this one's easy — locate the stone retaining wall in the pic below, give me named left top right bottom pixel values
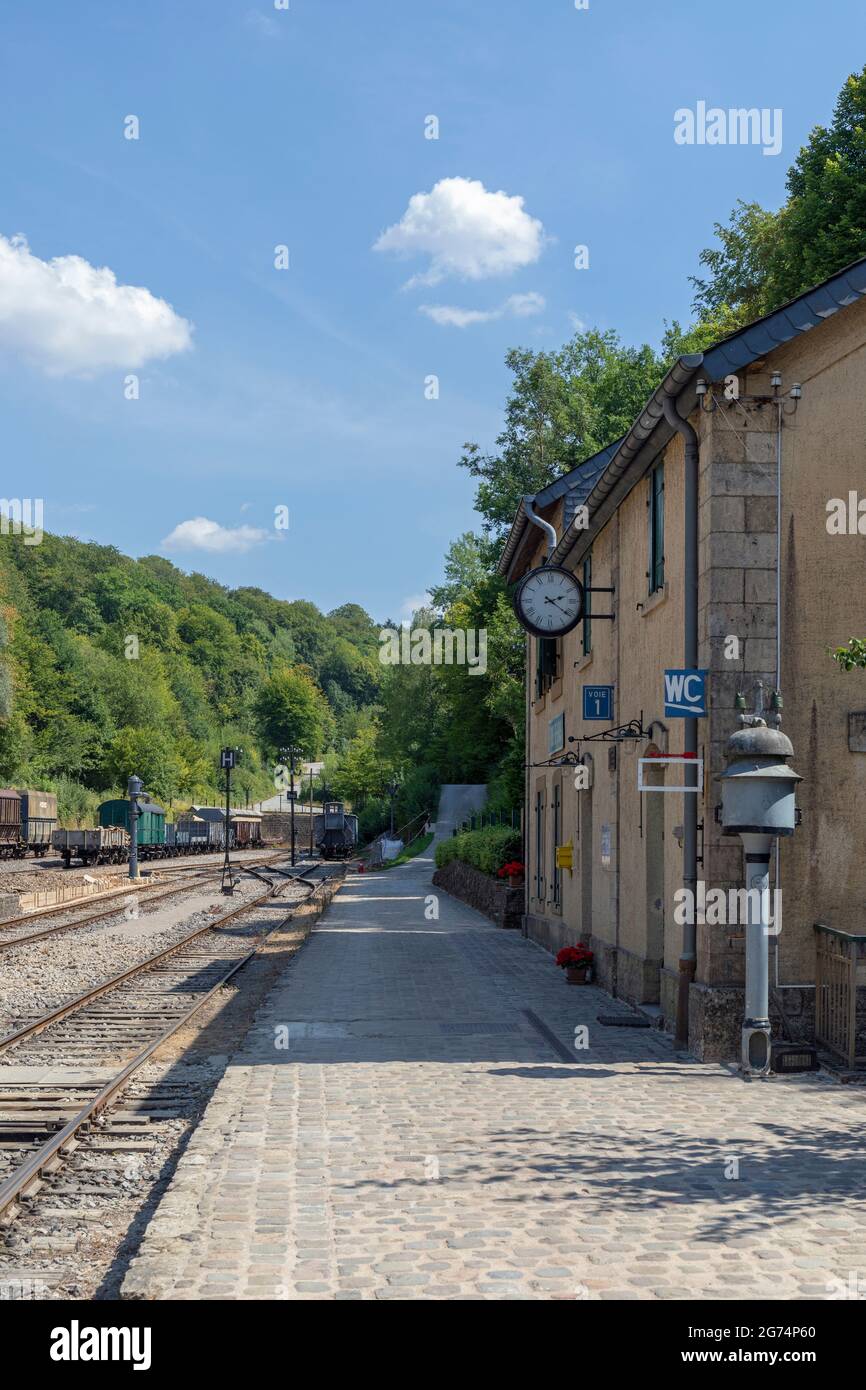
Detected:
left=432, top=858, right=523, bottom=930
left=0, top=873, right=144, bottom=922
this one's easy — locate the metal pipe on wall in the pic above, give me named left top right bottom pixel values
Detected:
left=662, top=395, right=700, bottom=1050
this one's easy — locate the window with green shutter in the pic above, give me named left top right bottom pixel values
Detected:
left=648, top=461, right=665, bottom=594
left=582, top=553, right=592, bottom=655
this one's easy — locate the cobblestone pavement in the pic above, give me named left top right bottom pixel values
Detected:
left=122, top=833, right=866, bottom=1301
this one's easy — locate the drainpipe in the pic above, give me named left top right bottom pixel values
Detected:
left=523, top=495, right=557, bottom=559
left=662, top=396, right=700, bottom=1049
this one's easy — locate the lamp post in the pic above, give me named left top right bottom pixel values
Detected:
left=279, top=745, right=300, bottom=865
left=386, top=780, right=399, bottom=838
left=128, top=774, right=142, bottom=881
left=309, top=764, right=314, bottom=855
left=719, top=684, right=801, bottom=1077
left=220, top=747, right=240, bottom=894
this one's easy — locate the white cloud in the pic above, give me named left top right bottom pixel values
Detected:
left=420, top=291, right=545, bottom=328
left=245, top=9, right=279, bottom=37
left=568, top=311, right=588, bottom=333
left=0, top=233, right=192, bottom=376
left=400, top=593, right=430, bottom=620
left=162, top=517, right=270, bottom=554
left=374, top=177, right=545, bottom=287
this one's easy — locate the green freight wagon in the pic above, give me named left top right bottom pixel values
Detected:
left=98, top=796, right=166, bottom=854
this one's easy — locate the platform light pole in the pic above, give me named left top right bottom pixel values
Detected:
left=279, top=745, right=300, bottom=865
left=128, top=774, right=142, bottom=881
left=220, top=747, right=240, bottom=894
left=386, top=780, right=399, bottom=838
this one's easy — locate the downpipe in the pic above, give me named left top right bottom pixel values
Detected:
left=662, top=395, right=700, bottom=1050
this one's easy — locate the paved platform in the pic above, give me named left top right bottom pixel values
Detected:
left=122, top=832, right=866, bottom=1301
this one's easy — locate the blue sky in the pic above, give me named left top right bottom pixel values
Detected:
left=1, top=0, right=864, bottom=621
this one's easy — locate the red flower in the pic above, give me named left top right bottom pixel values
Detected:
left=498, top=860, right=525, bottom=878
left=555, top=945, right=594, bottom=969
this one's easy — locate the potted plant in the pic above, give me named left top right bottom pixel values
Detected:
left=498, top=860, right=525, bottom=889
left=556, top=944, right=594, bottom=985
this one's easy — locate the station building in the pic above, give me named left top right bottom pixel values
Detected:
left=498, top=257, right=866, bottom=1061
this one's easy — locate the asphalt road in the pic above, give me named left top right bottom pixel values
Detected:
left=434, top=783, right=488, bottom=838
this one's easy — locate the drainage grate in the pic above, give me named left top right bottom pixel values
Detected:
left=439, top=1022, right=520, bottom=1036
left=771, top=1042, right=819, bottom=1073
left=597, top=1014, right=651, bottom=1028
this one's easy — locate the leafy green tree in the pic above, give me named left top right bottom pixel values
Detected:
left=460, top=330, right=664, bottom=539
left=253, top=665, right=331, bottom=758
left=105, top=727, right=180, bottom=803
left=331, top=721, right=394, bottom=809
left=692, top=66, right=866, bottom=323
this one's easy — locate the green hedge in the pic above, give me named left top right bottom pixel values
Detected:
left=435, top=825, right=522, bottom=876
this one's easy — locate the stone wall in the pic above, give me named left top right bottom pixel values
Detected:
left=432, top=859, right=523, bottom=930
left=261, top=811, right=316, bottom=846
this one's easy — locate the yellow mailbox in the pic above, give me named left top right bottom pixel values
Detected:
left=555, top=840, right=574, bottom=873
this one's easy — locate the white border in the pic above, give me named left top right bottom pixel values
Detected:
left=638, top=756, right=704, bottom=794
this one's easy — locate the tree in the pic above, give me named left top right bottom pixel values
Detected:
left=253, top=665, right=330, bottom=758
left=459, top=330, right=664, bottom=540
left=331, top=722, right=394, bottom=809
left=690, top=200, right=779, bottom=324
left=691, top=66, right=866, bottom=324
left=105, top=727, right=180, bottom=803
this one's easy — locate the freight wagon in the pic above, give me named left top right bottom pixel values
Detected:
left=98, top=797, right=167, bottom=856
left=190, top=806, right=262, bottom=850
left=230, top=810, right=262, bottom=847
left=174, top=813, right=223, bottom=854
left=52, top=825, right=129, bottom=868
left=0, top=787, right=58, bottom=858
left=314, top=802, right=358, bottom=859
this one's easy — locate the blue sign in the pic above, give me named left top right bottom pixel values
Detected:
left=583, top=685, right=614, bottom=721
left=664, top=669, right=708, bottom=718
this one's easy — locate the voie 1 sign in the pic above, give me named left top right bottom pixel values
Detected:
left=583, top=685, right=613, bottom=721
left=664, top=669, right=708, bottom=718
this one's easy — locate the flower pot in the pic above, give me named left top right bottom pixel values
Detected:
left=565, top=965, right=589, bottom=985
left=507, top=874, right=524, bottom=890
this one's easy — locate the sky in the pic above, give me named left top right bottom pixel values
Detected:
left=2, top=0, right=865, bottom=622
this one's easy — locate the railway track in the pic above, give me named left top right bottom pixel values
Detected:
left=0, top=851, right=292, bottom=953
left=0, top=860, right=339, bottom=1223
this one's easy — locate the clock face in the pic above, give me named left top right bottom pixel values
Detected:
left=514, top=565, right=585, bottom=637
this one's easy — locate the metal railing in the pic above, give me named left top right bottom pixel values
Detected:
left=359, top=809, right=431, bottom=867
left=458, top=808, right=522, bottom=834
left=814, top=922, right=866, bottom=1069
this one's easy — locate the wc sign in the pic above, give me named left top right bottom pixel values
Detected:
left=664, top=669, right=708, bottom=717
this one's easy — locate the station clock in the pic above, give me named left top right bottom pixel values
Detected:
left=513, top=565, right=585, bottom=638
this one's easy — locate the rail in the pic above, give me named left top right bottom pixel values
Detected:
left=814, top=922, right=866, bottom=1069
left=0, top=861, right=342, bottom=1219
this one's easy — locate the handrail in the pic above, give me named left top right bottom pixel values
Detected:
left=814, top=921, right=866, bottom=944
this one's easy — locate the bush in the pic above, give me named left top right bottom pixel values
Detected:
left=435, top=825, right=522, bottom=876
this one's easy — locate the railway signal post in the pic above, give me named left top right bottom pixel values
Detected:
left=220, top=747, right=240, bottom=894
left=128, top=774, right=142, bottom=881
left=279, top=745, right=301, bottom=865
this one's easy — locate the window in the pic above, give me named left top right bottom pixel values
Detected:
left=552, top=781, right=562, bottom=908
left=534, top=790, right=545, bottom=901
left=582, top=552, right=592, bottom=655
left=535, top=636, right=559, bottom=698
left=548, top=713, right=564, bottom=754
left=648, top=461, right=665, bottom=594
